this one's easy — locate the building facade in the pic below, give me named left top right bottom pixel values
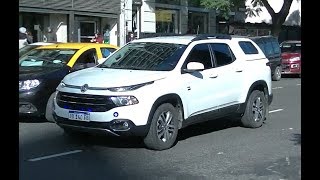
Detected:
left=19, top=0, right=120, bottom=46
left=19, top=0, right=217, bottom=47
left=124, top=0, right=216, bottom=43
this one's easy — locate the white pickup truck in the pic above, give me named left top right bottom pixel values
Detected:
left=52, top=34, right=273, bottom=150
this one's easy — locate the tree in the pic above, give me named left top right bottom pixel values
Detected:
left=196, top=0, right=295, bottom=36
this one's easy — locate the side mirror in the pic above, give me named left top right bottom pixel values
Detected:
left=183, top=62, right=205, bottom=73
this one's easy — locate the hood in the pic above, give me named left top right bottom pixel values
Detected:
left=281, top=52, right=300, bottom=59
left=281, top=52, right=301, bottom=63
left=19, top=66, right=69, bottom=80
left=63, top=68, right=169, bottom=87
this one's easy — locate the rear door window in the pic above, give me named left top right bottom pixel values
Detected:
left=238, top=41, right=259, bottom=54
left=209, top=43, right=234, bottom=67
left=264, top=39, right=275, bottom=57
left=271, top=38, right=281, bottom=55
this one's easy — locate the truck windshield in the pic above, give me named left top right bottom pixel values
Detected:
left=98, top=42, right=187, bottom=71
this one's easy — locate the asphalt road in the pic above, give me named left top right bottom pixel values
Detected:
left=19, top=77, right=301, bottom=180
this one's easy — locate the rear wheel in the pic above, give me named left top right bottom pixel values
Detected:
left=143, top=103, right=179, bottom=150
left=272, top=66, right=281, bottom=81
left=241, top=90, right=267, bottom=128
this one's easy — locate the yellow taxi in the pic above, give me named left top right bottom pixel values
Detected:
left=19, top=43, right=118, bottom=121
left=35, top=43, right=119, bottom=69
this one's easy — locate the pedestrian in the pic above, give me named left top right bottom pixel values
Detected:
left=90, top=32, right=103, bottom=43
left=19, top=27, right=30, bottom=49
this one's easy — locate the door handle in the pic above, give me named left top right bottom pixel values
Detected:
left=235, top=69, right=243, bottom=72
left=209, top=74, right=218, bottom=78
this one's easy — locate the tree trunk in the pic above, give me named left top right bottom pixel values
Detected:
left=271, top=15, right=282, bottom=37
left=271, top=23, right=282, bottom=37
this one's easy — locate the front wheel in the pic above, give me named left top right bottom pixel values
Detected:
left=143, top=103, right=179, bottom=150
left=241, top=90, right=268, bottom=128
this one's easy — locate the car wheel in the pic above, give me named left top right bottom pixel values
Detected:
left=272, top=66, right=281, bottom=81
left=241, top=90, right=267, bottom=128
left=143, top=103, right=179, bottom=150
left=45, top=92, right=55, bottom=122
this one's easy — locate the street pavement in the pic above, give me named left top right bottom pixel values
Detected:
left=19, top=77, right=301, bottom=180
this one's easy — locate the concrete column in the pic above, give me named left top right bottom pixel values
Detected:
left=180, top=0, right=189, bottom=34
left=68, top=11, right=75, bottom=42
left=208, top=10, right=217, bottom=34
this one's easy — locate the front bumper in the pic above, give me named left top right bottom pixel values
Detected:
left=53, top=112, right=149, bottom=137
left=19, top=89, right=51, bottom=117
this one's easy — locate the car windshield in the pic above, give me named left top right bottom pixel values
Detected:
left=98, top=42, right=187, bottom=71
left=19, top=49, right=77, bottom=68
left=280, top=42, right=301, bottom=53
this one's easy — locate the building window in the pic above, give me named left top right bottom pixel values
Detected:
left=188, top=0, right=202, bottom=7
left=156, top=0, right=180, bottom=5
left=187, top=12, right=208, bottom=34
left=156, top=9, right=179, bottom=34
left=80, top=21, right=96, bottom=42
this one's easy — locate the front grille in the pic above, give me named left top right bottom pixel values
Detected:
left=282, top=63, right=290, bottom=71
left=56, top=92, right=116, bottom=112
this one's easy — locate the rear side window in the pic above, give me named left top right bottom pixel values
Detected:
left=239, top=41, right=258, bottom=54
left=210, top=43, right=234, bottom=67
left=271, top=39, right=281, bottom=54
left=264, top=39, right=275, bottom=57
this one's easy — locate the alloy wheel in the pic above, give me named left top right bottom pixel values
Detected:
left=156, top=111, right=176, bottom=142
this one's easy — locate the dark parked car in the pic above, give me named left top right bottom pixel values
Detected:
left=19, top=43, right=118, bottom=121
left=280, top=40, right=301, bottom=77
left=250, top=36, right=282, bottom=81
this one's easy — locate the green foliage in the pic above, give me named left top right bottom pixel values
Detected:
left=198, top=0, right=234, bottom=19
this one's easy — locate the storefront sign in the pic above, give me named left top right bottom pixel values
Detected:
left=156, top=10, right=172, bottom=22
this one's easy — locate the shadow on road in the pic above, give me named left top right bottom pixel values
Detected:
left=66, top=117, right=242, bottom=149
left=177, top=117, right=241, bottom=141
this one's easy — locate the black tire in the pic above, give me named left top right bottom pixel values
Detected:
left=241, top=90, right=267, bottom=128
left=45, top=92, right=55, bottom=122
left=143, top=103, right=179, bottom=150
left=272, top=66, right=281, bottom=81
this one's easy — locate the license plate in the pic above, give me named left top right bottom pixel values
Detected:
left=68, top=111, right=90, bottom=121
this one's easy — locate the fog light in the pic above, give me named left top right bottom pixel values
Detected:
left=110, top=120, right=131, bottom=131
left=19, top=103, right=37, bottom=113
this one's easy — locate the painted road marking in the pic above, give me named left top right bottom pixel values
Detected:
left=269, top=109, right=283, bottom=113
left=272, top=87, right=283, bottom=90
left=297, top=84, right=301, bottom=86
left=28, top=150, right=83, bottom=162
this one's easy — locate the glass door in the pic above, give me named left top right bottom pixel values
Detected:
left=79, top=21, right=96, bottom=42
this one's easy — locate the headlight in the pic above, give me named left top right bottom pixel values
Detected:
left=19, top=79, right=40, bottom=91
left=110, top=96, right=139, bottom=107
left=107, top=81, right=154, bottom=92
